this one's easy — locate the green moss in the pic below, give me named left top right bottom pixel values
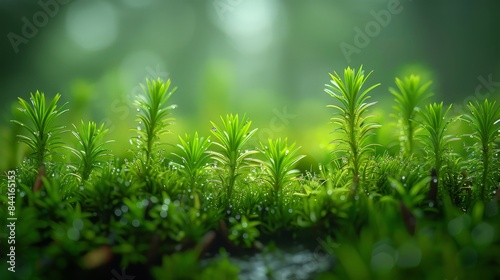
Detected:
left=1, top=67, right=499, bottom=279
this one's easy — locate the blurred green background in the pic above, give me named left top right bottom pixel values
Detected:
left=1, top=0, right=500, bottom=171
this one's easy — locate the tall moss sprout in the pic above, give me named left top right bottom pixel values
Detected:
left=464, top=99, right=500, bottom=200
left=210, top=114, right=257, bottom=208
left=419, top=102, right=458, bottom=179
left=390, top=75, right=432, bottom=157
left=172, top=132, right=212, bottom=189
left=68, top=121, right=112, bottom=182
left=133, top=78, right=176, bottom=190
left=11, top=91, right=68, bottom=168
left=325, top=66, right=380, bottom=184
left=258, top=137, right=305, bottom=201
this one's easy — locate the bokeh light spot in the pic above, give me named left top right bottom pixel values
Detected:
left=66, top=1, right=119, bottom=51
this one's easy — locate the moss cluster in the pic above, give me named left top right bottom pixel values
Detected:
left=1, top=68, right=499, bottom=279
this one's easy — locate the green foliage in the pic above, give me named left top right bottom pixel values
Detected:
left=249, top=139, right=305, bottom=233
left=68, top=121, right=112, bottom=182
left=199, top=254, right=240, bottom=280
left=318, top=161, right=350, bottom=190
left=113, top=195, right=159, bottom=266
left=418, top=102, right=458, bottom=178
left=390, top=75, right=432, bottom=156
left=296, top=186, right=352, bottom=230
left=463, top=99, right=500, bottom=200
left=258, top=137, right=305, bottom=200
left=228, top=215, right=260, bottom=247
left=322, top=192, right=500, bottom=280
left=134, top=78, right=176, bottom=165
left=131, top=78, right=176, bottom=193
left=11, top=91, right=68, bottom=168
left=210, top=114, right=258, bottom=208
left=441, top=156, right=469, bottom=206
left=5, top=68, right=500, bottom=279
left=172, top=132, right=212, bottom=189
left=151, top=249, right=239, bottom=280
left=325, top=66, right=380, bottom=182
left=161, top=193, right=219, bottom=243
left=388, top=175, right=430, bottom=210
left=79, top=162, right=141, bottom=229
